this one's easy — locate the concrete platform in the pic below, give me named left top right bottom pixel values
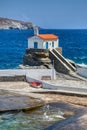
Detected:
left=0, top=69, right=55, bottom=81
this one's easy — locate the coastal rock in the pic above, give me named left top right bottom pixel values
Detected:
left=23, top=49, right=52, bottom=68
left=0, top=17, right=34, bottom=30
left=0, top=90, right=44, bottom=112
left=23, top=48, right=77, bottom=74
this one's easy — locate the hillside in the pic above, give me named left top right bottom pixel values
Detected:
left=0, top=17, right=34, bottom=30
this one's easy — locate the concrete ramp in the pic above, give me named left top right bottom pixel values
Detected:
left=49, top=49, right=76, bottom=74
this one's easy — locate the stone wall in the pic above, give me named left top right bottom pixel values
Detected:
left=26, top=48, right=49, bottom=54
left=49, top=51, right=70, bottom=74
left=0, top=75, right=26, bottom=82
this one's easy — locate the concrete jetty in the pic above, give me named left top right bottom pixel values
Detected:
left=0, top=69, right=87, bottom=96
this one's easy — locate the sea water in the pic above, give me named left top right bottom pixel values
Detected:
left=0, top=105, right=65, bottom=130
left=0, top=29, right=87, bottom=69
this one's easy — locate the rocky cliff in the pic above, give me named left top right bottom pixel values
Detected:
left=0, top=17, right=34, bottom=30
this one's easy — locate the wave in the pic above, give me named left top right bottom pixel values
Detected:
left=77, top=63, right=87, bottom=68
left=74, top=56, right=87, bottom=60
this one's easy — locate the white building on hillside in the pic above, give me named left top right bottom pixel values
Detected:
left=28, top=27, right=59, bottom=50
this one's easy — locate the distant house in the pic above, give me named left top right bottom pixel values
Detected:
left=28, top=27, right=59, bottom=50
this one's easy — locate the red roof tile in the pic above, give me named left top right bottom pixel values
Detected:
left=38, top=34, right=58, bottom=40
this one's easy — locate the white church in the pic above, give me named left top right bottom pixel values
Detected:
left=24, top=27, right=76, bottom=75
left=28, top=27, right=59, bottom=50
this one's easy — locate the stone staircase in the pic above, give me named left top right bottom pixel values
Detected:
left=49, top=48, right=76, bottom=74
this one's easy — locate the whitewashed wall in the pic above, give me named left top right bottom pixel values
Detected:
left=43, top=39, right=59, bottom=50
left=26, top=69, right=56, bottom=82
left=28, top=36, right=59, bottom=49
left=28, top=36, right=44, bottom=49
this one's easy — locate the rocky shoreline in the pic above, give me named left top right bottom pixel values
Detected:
left=0, top=80, right=87, bottom=129
left=0, top=68, right=87, bottom=130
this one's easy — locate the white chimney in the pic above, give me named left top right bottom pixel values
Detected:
left=33, top=26, right=39, bottom=35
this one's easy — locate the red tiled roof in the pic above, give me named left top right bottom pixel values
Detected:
left=38, top=34, right=58, bottom=40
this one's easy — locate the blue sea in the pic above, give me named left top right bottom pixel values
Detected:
left=0, top=29, right=87, bottom=69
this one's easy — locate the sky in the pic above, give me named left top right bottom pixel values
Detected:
left=0, top=0, right=87, bottom=29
